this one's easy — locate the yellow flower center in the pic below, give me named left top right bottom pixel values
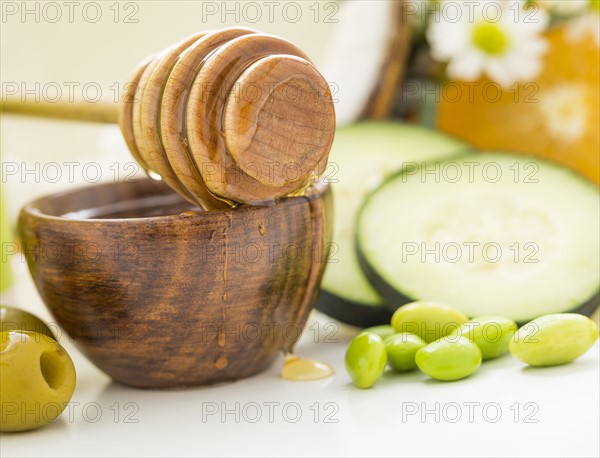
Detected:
left=472, top=22, right=509, bottom=55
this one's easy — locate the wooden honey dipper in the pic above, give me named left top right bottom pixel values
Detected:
left=2, top=27, right=336, bottom=210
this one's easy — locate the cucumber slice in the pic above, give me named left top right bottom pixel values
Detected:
left=357, top=153, right=600, bottom=323
left=315, top=122, right=470, bottom=327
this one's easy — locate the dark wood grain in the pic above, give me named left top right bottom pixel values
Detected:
left=18, top=178, right=332, bottom=389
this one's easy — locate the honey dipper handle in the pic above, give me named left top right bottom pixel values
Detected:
left=1, top=98, right=119, bottom=124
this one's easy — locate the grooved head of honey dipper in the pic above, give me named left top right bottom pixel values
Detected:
left=223, top=55, right=335, bottom=189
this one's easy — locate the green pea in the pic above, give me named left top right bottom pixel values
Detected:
left=416, top=336, right=482, bottom=381
left=510, top=313, right=599, bottom=367
left=363, top=325, right=396, bottom=341
left=452, top=316, right=517, bottom=360
left=384, top=332, right=426, bottom=372
left=391, top=301, right=468, bottom=343
left=345, top=332, right=387, bottom=389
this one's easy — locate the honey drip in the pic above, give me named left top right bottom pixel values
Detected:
left=280, top=353, right=334, bottom=381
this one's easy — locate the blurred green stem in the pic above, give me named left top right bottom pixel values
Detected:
left=0, top=185, right=13, bottom=292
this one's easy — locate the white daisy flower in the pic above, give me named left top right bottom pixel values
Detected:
left=539, top=84, right=588, bottom=143
left=566, top=11, right=600, bottom=46
left=427, top=0, right=550, bottom=87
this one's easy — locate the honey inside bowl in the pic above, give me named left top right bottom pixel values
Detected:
left=18, top=178, right=331, bottom=389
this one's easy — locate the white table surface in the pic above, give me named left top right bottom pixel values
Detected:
left=1, top=266, right=599, bottom=458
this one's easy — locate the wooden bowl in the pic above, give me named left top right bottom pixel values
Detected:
left=18, top=178, right=332, bottom=388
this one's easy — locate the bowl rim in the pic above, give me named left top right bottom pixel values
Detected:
left=20, top=178, right=330, bottom=225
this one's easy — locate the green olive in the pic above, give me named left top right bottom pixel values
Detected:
left=345, top=332, right=387, bottom=389
left=416, top=336, right=482, bottom=381
left=391, top=301, right=468, bottom=343
left=510, top=313, right=599, bottom=367
left=452, top=316, right=517, bottom=360
left=384, top=332, right=426, bottom=372
left=1, top=305, right=56, bottom=339
left=362, top=325, right=396, bottom=341
left=0, top=331, right=76, bottom=432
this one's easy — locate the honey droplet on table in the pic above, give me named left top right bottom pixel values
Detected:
left=281, top=354, right=334, bottom=381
